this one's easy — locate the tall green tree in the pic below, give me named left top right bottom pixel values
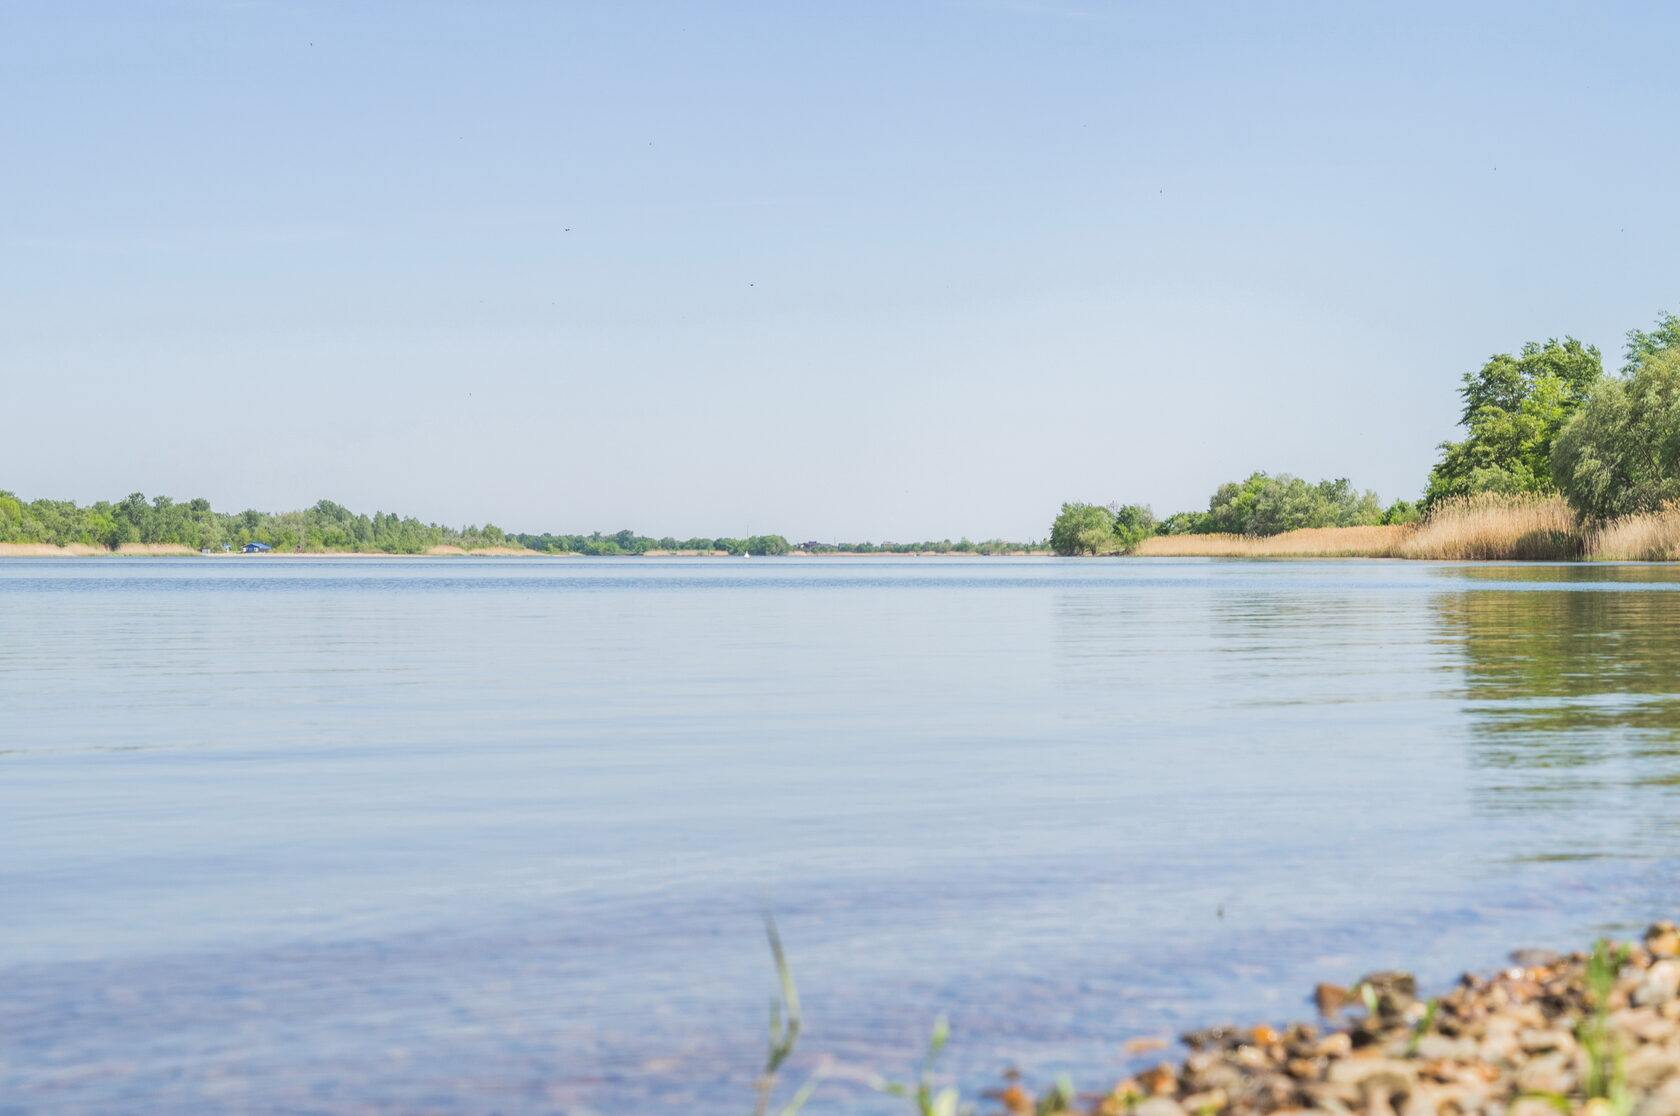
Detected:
left=1424, top=337, right=1602, bottom=507
left=1623, top=310, right=1680, bottom=373
left=1553, top=346, right=1680, bottom=520
left=1109, top=504, right=1158, bottom=551
left=1049, top=503, right=1116, bottom=555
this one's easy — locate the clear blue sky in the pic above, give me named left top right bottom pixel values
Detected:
left=5, top=1, right=1677, bottom=541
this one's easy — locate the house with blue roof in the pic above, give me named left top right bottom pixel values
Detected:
left=241, top=541, right=272, bottom=553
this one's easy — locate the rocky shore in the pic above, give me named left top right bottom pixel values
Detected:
left=998, top=923, right=1680, bottom=1116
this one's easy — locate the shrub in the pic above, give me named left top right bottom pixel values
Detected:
left=1048, top=503, right=1115, bottom=555
left=1423, top=337, right=1602, bottom=508
left=1553, top=348, right=1680, bottom=521
left=1203, top=472, right=1383, bottom=536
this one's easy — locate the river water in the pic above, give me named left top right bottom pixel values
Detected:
left=4, top=557, right=1680, bottom=1114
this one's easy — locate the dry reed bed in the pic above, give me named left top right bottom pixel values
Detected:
left=0, top=542, right=111, bottom=556
left=0, top=542, right=199, bottom=556
left=1586, top=505, right=1680, bottom=561
left=422, top=545, right=541, bottom=556
left=1134, top=496, right=1647, bottom=562
left=1397, top=495, right=1580, bottom=561
left=1135, top=525, right=1410, bottom=558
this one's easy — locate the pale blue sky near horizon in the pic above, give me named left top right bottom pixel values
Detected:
left=4, top=1, right=1678, bottom=541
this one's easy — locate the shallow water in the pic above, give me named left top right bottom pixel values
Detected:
left=4, top=557, right=1680, bottom=1114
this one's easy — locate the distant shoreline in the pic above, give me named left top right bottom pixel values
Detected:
left=0, top=543, right=1046, bottom=559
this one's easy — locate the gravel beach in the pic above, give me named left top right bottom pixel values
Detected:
left=997, top=924, right=1680, bottom=1116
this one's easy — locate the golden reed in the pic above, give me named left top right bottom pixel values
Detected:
left=1396, top=494, right=1580, bottom=560
left=1135, top=494, right=1597, bottom=560
left=1134, top=525, right=1410, bottom=558
left=1585, top=503, right=1680, bottom=561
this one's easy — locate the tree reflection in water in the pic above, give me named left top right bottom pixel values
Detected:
left=1435, top=564, right=1680, bottom=861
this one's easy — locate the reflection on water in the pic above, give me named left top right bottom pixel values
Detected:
left=1432, top=565, right=1680, bottom=862
left=6, top=559, right=1680, bottom=1114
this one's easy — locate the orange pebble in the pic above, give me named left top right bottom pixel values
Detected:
left=1142, top=1064, right=1178, bottom=1095
left=999, top=1084, right=1032, bottom=1114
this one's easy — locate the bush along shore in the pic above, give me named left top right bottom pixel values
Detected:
left=1113, top=494, right=1680, bottom=562
left=1128, top=494, right=1584, bottom=561
left=975, top=923, right=1680, bottom=1116
left=1053, top=309, right=1680, bottom=560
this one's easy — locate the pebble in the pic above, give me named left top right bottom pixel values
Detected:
left=1639, top=962, right=1680, bottom=1007
left=1316, top=984, right=1350, bottom=1015
left=1001, top=923, right=1680, bottom=1116
left=1635, top=1076, right=1680, bottom=1116
left=1649, top=922, right=1680, bottom=959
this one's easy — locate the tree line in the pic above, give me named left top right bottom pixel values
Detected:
left=510, top=532, right=1042, bottom=555
left=0, top=494, right=512, bottom=553
left=513, top=531, right=794, bottom=556
left=0, top=493, right=1047, bottom=556
left=1050, top=309, right=1680, bottom=555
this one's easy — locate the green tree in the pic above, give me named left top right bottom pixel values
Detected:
left=1158, top=510, right=1209, bottom=535
left=0, top=491, right=23, bottom=542
left=1381, top=500, right=1422, bottom=525
left=1203, top=472, right=1382, bottom=535
left=1049, top=503, right=1116, bottom=555
left=1424, top=337, right=1602, bottom=507
left=1109, top=503, right=1158, bottom=551
left=1624, top=310, right=1680, bottom=372
left=1552, top=347, right=1680, bottom=520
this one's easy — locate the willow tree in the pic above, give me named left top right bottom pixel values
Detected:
left=1424, top=337, right=1602, bottom=508
left=1553, top=347, right=1680, bottom=521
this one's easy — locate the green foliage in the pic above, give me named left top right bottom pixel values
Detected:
left=873, top=1016, right=969, bottom=1116
left=0, top=491, right=508, bottom=553
left=1623, top=310, right=1680, bottom=373
left=1381, top=500, right=1422, bottom=526
left=1406, top=998, right=1440, bottom=1056
left=797, top=538, right=1039, bottom=555
left=0, top=490, right=1045, bottom=557
left=1202, top=472, right=1382, bottom=536
left=1049, top=503, right=1117, bottom=555
left=1110, top=504, right=1158, bottom=551
left=1578, top=939, right=1633, bottom=1116
left=1158, top=511, right=1209, bottom=535
left=1553, top=347, right=1680, bottom=520
left=752, top=914, right=818, bottom=1116
left=1045, top=502, right=1155, bottom=556
left=515, top=532, right=1037, bottom=556
left=1034, top=1076, right=1076, bottom=1115
left=1424, top=338, right=1603, bottom=508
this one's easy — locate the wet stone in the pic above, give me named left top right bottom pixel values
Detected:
left=1011, top=923, right=1680, bottom=1116
left=1134, top=1098, right=1189, bottom=1116
left=1625, top=1046, right=1680, bottom=1091
left=1648, top=922, right=1680, bottom=960
left=1637, top=961, right=1680, bottom=1008
left=1510, top=949, right=1565, bottom=968
left=1315, top=985, right=1350, bottom=1016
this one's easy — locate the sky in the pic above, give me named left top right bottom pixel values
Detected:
left=5, top=1, right=1679, bottom=542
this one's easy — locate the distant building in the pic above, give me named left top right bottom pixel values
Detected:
left=242, top=542, right=272, bottom=553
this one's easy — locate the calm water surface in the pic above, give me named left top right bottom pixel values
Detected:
left=5, top=557, right=1680, bottom=1114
